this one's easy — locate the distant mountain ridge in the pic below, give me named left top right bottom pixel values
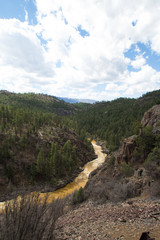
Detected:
left=57, top=97, right=96, bottom=104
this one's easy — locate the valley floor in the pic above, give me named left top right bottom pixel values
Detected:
left=54, top=198, right=160, bottom=240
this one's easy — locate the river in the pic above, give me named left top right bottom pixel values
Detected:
left=0, top=141, right=106, bottom=207
left=46, top=140, right=106, bottom=202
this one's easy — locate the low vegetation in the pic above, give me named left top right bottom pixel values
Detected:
left=0, top=192, right=64, bottom=240
left=72, top=187, right=85, bottom=204
left=144, top=147, right=160, bottom=179
left=120, top=161, right=134, bottom=177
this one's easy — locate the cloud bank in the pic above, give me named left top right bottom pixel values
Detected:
left=0, top=0, right=160, bottom=100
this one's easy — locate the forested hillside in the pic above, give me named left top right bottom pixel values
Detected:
left=0, top=89, right=160, bottom=239
left=0, top=91, right=94, bottom=198
left=72, top=90, right=160, bottom=150
left=0, top=90, right=76, bottom=116
left=0, top=89, right=160, bottom=198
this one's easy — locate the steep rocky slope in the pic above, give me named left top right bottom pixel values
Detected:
left=53, top=105, right=160, bottom=240
left=141, top=104, right=160, bottom=134
left=55, top=199, right=160, bottom=240
left=84, top=105, right=160, bottom=202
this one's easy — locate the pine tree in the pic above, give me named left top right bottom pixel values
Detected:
left=63, top=140, right=71, bottom=154
left=36, top=148, right=44, bottom=174
left=54, top=145, right=60, bottom=178
left=30, top=163, right=36, bottom=180
left=45, top=158, right=52, bottom=181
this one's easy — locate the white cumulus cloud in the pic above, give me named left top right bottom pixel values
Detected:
left=0, top=0, right=160, bottom=100
left=131, top=55, right=146, bottom=69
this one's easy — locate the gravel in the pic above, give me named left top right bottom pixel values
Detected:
left=54, top=198, right=160, bottom=240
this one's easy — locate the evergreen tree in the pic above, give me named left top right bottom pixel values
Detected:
left=63, top=140, right=72, bottom=154
left=135, top=127, right=155, bottom=160
left=54, top=145, right=60, bottom=178
left=6, top=164, right=14, bottom=181
left=30, top=163, right=36, bottom=180
left=36, top=148, right=44, bottom=174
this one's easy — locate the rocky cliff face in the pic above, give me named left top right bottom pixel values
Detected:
left=115, top=104, right=160, bottom=166
left=114, top=135, right=137, bottom=166
left=141, top=104, right=160, bottom=134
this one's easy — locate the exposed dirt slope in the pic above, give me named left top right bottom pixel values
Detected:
left=55, top=198, right=160, bottom=240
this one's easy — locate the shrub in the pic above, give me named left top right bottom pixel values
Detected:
left=144, top=147, right=160, bottom=179
left=135, top=126, right=155, bottom=160
left=120, top=161, right=134, bottom=177
left=6, top=164, right=14, bottom=181
left=85, top=177, right=138, bottom=203
left=145, top=147, right=160, bottom=165
left=107, top=156, right=115, bottom=169
left=72, top=187, right=85, bottom=204
left=0, top=192, right=64, bottom=240
left=109, top=181, right=139, bottom=201
left=149, top=181, right=160, bottom=197
left=76, top=187, right=85, bottom=203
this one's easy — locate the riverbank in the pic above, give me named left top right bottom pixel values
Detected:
left=54, top=197, right=160, bottom=240
left=0, top=141, right=105, bottom=206
left=0, top=166, right=85, bottom=202
left=35, top=141, right=106, bottom=201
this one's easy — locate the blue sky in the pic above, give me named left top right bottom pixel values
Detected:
left=0, top=0, right=37, bottom=24
left=125, top=42, right=160, bottom=72
left=0, top=0, right=160, bottom=100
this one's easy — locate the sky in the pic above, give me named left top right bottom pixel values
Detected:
left=0, top=0, right=160, bottom=101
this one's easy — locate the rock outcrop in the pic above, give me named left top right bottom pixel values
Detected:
left=115, top=135, right=137, bottom=166
left=85, top=105, right=160, bottom=203
left=141, top=104, right=160, bottom=134
left=115, top=104, right=160, bottom=167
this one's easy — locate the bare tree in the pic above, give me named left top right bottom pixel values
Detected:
left=0, top=192, right=64, bottom=240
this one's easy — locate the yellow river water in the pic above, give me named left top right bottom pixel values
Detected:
left=0, top=141, right=106, bottom=207
left=46, top=140, right=106, bottom=202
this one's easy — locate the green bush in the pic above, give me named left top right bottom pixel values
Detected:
left=120, top=161, right=134, bottom=177
left=146, top=147, right=160, bottom=164
left=6, top=164, right=14, bottom=181
left=107, top=156, right=115, bottom=169
left=144, top=147, right=160, bottom=179
left=77, top=187, right=85, bottom=203
left=72, top=187, right=85, bottom=204
left=135, top=126, right=155, bottom=160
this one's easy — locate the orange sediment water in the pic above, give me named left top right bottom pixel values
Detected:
left=0, top=141, right=106, bottom=207
left=44, top=141, right=106, bottom=202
